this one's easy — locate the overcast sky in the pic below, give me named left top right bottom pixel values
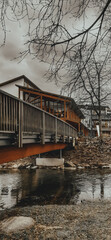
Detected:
left=0, top=2, right=100, bottom=95
left=0, top=17, right=61, bottom=94
left=1, top=1, right=111, bottom=128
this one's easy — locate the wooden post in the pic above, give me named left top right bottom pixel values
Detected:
left=64, top=101, right=66, bottom=120
left=78, top=122, right=80, bottom=132
left=60, top=149, right=62, bottom=158
left=44, top=99, right=46, bottom=111
left=18, top=101, right=23, bottom=148
left=42, top=112, right=45, bottom=144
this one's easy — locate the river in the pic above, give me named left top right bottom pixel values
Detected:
left=0, top=168, right=111, bottom=210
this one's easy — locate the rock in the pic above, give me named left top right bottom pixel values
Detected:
left=64, top=167, right=76, bottom=170
left=77, top=165, right=85, bottom=169
left=64, top=161, right=76, bottom=168
left=101, top=165, right=109, bottom=169
left=26, top=165, right=31, bottom=169
left=30, top=166, right=37, bottom=169
left=1, top=216, right=35, bottom=233
left=11, top=164, right=19, bottom=169
left=108, top=164, right=111, bottom=168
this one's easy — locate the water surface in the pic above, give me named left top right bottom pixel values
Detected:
left=0, top=168, right=111, bottom=210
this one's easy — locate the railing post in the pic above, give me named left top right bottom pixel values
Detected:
left=18, top=101, right=23, bottom=148
left=0, top=93, right=2, bottom=130
left=42, top=112, right=45, bottom=144
left=68, top=126, right=70, bottom=143
left=55, top=118, right=57, bottom=143
left=63, top=123, right=65, bottom=143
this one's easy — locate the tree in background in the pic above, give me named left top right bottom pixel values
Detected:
left=62, top=51, right=111, bottom=137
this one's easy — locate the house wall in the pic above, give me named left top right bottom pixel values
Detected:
left=67, top=107, right=81, bottom=123
left=0, top=78, right=24, bottom=98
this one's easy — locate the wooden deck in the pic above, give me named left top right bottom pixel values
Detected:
left=0, top=90, right=77, bottom=162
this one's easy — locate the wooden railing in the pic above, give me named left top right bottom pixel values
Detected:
left=0, top=90, right=77, bottom=147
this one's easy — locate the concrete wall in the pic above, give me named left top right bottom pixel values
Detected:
left=36, top=158, right=64, bottom=167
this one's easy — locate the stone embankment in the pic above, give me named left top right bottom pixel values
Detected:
left=63, top=137, right=111, bottom=170
left=0, top=156, right=36, bottom=170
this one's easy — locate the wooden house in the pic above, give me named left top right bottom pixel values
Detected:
left=17, top=84, right=86, bottom=134
left=0, top=75, right=40, bottom=98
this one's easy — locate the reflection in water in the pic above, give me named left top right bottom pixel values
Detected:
left=0, top=171, right=22, bottom=209
left=0, top=169, right=111, bottom=209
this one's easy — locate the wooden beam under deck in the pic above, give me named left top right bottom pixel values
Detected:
left=0, top=143, right=67, bottom=164
left=19, top=87, right=70, bottom=103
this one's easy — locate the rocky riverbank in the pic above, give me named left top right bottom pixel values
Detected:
left=63, top=137, right=111, bottom=169
left=0, top=200, right=111, bottom=239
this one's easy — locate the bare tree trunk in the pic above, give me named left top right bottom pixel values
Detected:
left=98, top=71, right=102, bottom=140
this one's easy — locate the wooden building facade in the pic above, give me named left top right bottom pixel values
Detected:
left=17, top=85, right=86, bottom=134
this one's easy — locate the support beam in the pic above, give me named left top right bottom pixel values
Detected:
left=0, top=143, right=67, bottom=164
left=60, top=149, right=62, bottom=158
left=78, top=122, right=80, bottom=132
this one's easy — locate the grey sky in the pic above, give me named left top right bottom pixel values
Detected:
left=0, top=1, right=106, bottom=96
left=0, top=18, right=60, bottom=93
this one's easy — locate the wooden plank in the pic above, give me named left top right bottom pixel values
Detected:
left=19, top=88, right=70, bottom=103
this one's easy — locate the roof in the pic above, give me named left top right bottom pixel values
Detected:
left=78, top=104, right=109, bottom=110
left=0, top=75, right=41, bottom=90
left=17, top=84, right=84, bottom=119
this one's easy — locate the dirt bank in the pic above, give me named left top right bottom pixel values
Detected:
left=0, top=201, right=111, bottom=239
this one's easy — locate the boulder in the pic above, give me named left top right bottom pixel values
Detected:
left=1, top=216, right=35, bottom=233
